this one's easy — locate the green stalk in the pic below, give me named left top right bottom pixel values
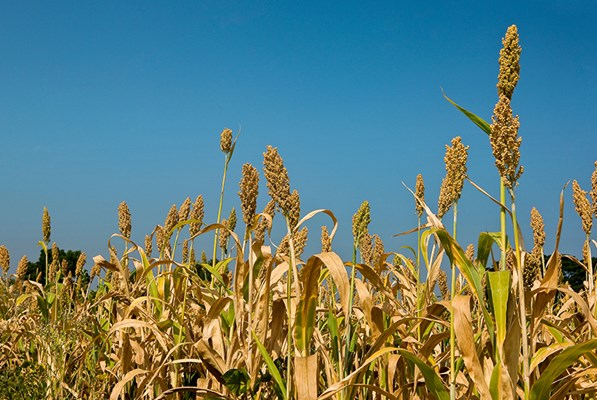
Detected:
left=212, top=154, right=231, bottom=270
left=500, top=179, right=507, bottom=271
left=344, top=244, right=358, bottom=378
left=284, top=217, right=298, bottom=400
left=449, top=201, right=458, bottom=400
left=511, top=199, right=530, bottom=398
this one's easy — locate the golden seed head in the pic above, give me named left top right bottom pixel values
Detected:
left=490, top=95, right=523, bottom=189
left=0, top=245, right=9, bottom=275
left=352, top=200, right=371, bottom=244
left=164, top=204, right=178, bottom=237
left=321, top=226, right=332, bottom=252
left=583, top=239, right=590, bottom=267
left=255, top=200, right=275, bottom=243
left=228, top=207, right=237, bottom=233
left=51, top=243, right=60, bottom=265
left=415, top=173, right=425, bottom=218
left=530, top=207, right=546, bottom=250
left=144, top=234, right=153, bottom=258
left=294, top=227, right=309, bottom=258
left=189, top=195, right=205, bottom=237
left=372, top=235, right=384, bottom=267
left=263, top=146, right=291, bottom=213
left=572, top=180, right=593, bottom=235
left=155, top=225, right=166, bottom=254
left=117, top=201, right=131, bottom=239
left=523, top=252, right=540, bottom=290
left=61, top=259, right=69, bottom=276
left=438, top=269, right=449, bottom=300
left=239, top=163, right=260, bottom=228
left=497, top=25, right=521, bottom=100
left=360, top=232, right=373, bottom=265
left=75, top=252, right=86, bottom=277
left=277, top=234, right=290, bottom=256
left=219, top=218, right=230, bottom=254
left=591, top=161, right=597, bottom=218
left=287, top=190, right=301, bottom=229
left=201, top=250, right=207, bottom=264
left=220, top=128, right=233, bottom=153
left=189, top=247, right=196, bottom=266
left=178, top=197, right=192, bottom=223
left=42, top=207, right=51, bottom=243
left=182, top=239, right=189, bottom=264
left=17, top=255, right=28, bottom=280
left=465, top=244, right=475, bottom=262
left=438, top=137, right=469, bottom=217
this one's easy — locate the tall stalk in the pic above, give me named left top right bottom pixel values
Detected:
left=449, top=201, right=458, bottom=400
left=212, top=154, right=231, bottom=270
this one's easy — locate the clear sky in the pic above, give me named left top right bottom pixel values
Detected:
left=1, top=1, right=596, bottom=271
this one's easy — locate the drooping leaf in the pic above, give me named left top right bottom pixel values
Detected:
left=442, top=90, right=491, bottom=135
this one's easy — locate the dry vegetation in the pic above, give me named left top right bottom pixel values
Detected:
left=2, top=25, right=597, bottom=400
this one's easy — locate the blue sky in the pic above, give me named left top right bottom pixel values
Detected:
left=1, top=1, right=596, bottom=271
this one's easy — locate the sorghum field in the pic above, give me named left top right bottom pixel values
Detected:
left=2, top=25, right=597, bottom=400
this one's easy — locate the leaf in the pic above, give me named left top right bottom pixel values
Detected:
left=395, top=349, right=451, bottom=400
left=294, top=256, right=322, bottom=356
left=252, top=331, right=287, bottom=400
left=488, top=271, right=510, bottom=350
left=295, top=354, right=318, bottom=400
left=442, top=90, right=491, bottom=135
left=222, top=368, right=250, bottom=396
left=530, top=339, right=597, bottom=400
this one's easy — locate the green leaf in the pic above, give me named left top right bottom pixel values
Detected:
left=530, top=338, right=597, bottom=400
left=294, top=256, right=322, bottom=356
left=488, top=270, right=510, bottom=350
left=442, top=90, right=492, bottom=135
left=252, top=331, right=287, bottom=400
left=222, top=368, right=250, bottom=396
left=395, top=349, right=450, bottom=400
left=477, top=232, right=506, bottom=269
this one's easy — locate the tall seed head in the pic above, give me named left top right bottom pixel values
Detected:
left=287, top=190, right=301, bottom=229
left=497, top=25, right=522, bottom=100
left=0, top=245, right=9, bottom=275
left=118, top=201, right=131, bottom=239
left=239, top=163, right=260, bottom=229
left=352, top=201, right=371, bottom=244
left=220, top=128, right=233, bottom=154
left=178, top=197, right=191, bottom=223
left=294, top=227, right=309, bottom=258
left=228, top=207, right=237, bottom=233
left=189, top=195, right=205, bottom=237
left=360, top=233, right=373, bottom=265
left=572, top=180, right=592, bottom=235
left=263, top=146, right=291, bottom=213
left=17, top=255, right=28, bottom=281
left=490, top=95, right=523, bottom=189
left=530, top=207, right=546, bottom=251
left=75, top=252, right=86, bottom=278
left=415, top=173, right=425, bottom=218
left=438, top=137, right=469, bottom=218
left=465, top=244, right=475, bottom=262
left=219, top=218, right=230, bottom=254
left=255, top=200, right=275, bottom=243
left=182, top=240, right=189, bottom=263
left=372, top=235, right=385, bottom=268
left=591, top=161, right=597, bottom=218
left=164, top=204, right=178, bottom=237
left=42, top=207, right=51, bottom=243
left=321, top=226, right=332, bottom=252
left=438, top=269, right=449, bottom=300
left=144, top=234, right=153, bottom=258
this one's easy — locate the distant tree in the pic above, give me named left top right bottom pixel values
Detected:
left=26, top=248, right=89, bottom=287
left=561, top=255, right=596, bottom=293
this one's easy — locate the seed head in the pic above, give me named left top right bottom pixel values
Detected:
left=220, top=128, right=233, bottom=154
left=583, top=239, right=591, bottom=267
left=465, top=244, right=475, bottom=263
left=219, top=218, right=230, bottom=255
left=17, top=255, right=28, bottom=281
left=42, top=207, right=51, bottom=243
left=144, top=234, right=153, bottom=258
left=572, top=180, right=592, bottom=235
left=239, top=163, right=259, bottom=228
left=255, top=200, right=275, bottom=243
left=228, top=207, right=237, bottom=233
left=530, top=207, right=546, bottom=251
left=178, top=197, right=192, bottom=223
left=164, top=204, right=178, bottom=236
left=182, top=240, right=189, bottom=263
left=360, top=233, right=373, bottom=265
left=490, top=95, right=523, bottom=189
left=438, top=137, right=469, bottom=218
left=155, top=226, right=166, bottom=254
left=118, top=201, right=132, bottom=239
left=497, top=25, right=522, bottom=100
left=0, top=245, right=9, bottom=275
left=294, top=227, right=309, bottom=258
left=438, top=269, right=449, bottom=300
left=263, top=146, right=291, bottom=213
left=321, top=226, right=332, bottom=253
left=75, top=252, right=86, bottom=278
left=352, top=201, right=371, bottom=244
left=372, top=235, right=384, bottom=268
left=287, top=190, right=301, bottom=229
left=189, top=195, right=205, bottom=237
left=61, top=259, right=69, bottom=277
left=591, top=161, right=597, bottom=218
left=90, top=263, right=101, bottom=281
left=415, top=173, right=425, bottom=218
left=523, top=252, right=540, bottom=290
